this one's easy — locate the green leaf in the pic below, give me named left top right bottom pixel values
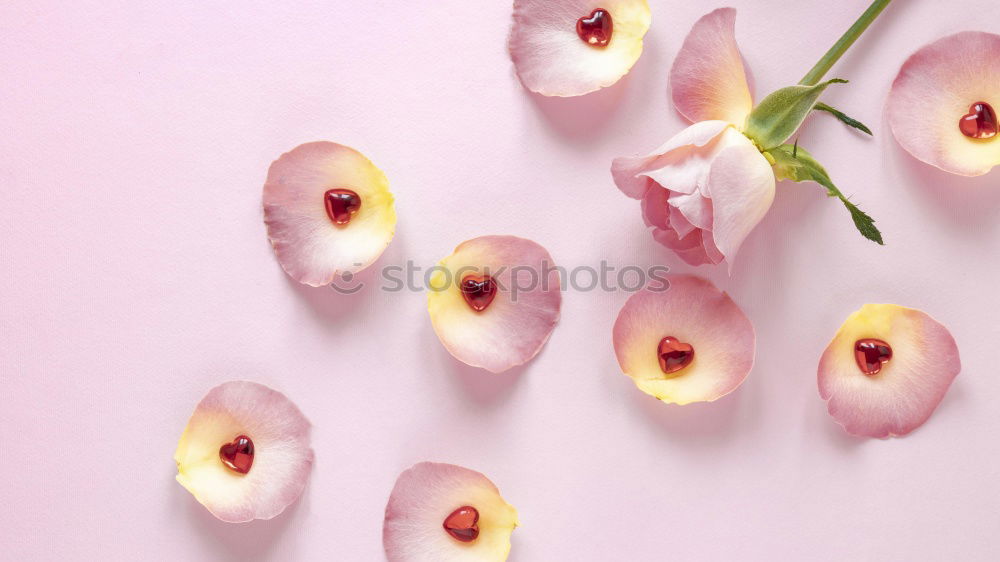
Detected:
left=768, top=144, right=884, bottom=245
left=744, top=79, right=848, bottom=150
left=814, top=102, right=873, bottom=135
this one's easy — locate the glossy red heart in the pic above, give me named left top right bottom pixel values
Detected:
left=657, top=336, right=694, bottom=374
left=219, top=435, right=254, bottom=474
left=460, top=275, right=497, bottom=312
left=443, top=506, right=480, bottom=543
left=324, top=188, right=362, bottom=225
left=959, top=101, right=997, bottom=139
left=854, top=338, right=892, bottom=376
left=576, top=8, right=613, bottom=47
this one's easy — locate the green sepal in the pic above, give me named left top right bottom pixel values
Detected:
left=744, top=79, right=848, bottom=150
left=814, top=102, right=873, bottom=135
left=768, top=144, right=884, bottom=245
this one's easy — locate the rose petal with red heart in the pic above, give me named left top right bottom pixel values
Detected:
left=174, top=381, right=313, bottom=522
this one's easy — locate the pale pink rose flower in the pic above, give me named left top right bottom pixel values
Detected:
left=612, top=8, right=776, bottom=268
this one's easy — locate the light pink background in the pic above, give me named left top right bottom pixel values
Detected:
left=3, top=0, right=999, bottom=560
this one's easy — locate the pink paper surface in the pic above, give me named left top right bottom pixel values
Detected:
left=2, top=1, right=999, bottom=560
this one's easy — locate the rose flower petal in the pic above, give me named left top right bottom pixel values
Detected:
left=818, top=304, right=961, bottom=438
left=612, top=120, right=731, bottom=200
left=706, top=138, right=776, bottom=268
left=383, top=462, right=518, bottom=562
left=508, top=0, right=652, bottom=97
left=427, top=235, right=561, bottom=373
left=887, top=31, right=1000, bottom=176
left=263, top=141, right=397, bottom=286
left=174, top=381, right=314, bottom=523
left=670, top=7, right=753, bottom=127
left=612, top=275, right=755, bottom=404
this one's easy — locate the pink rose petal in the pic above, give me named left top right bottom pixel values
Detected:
left=263, top=141, right=397, bottom=286
left=613, top=275, right=755, bottom=404
left=668, top=191, right=713, bottom=231
left=612, top=120, right=730, bottom=199
left=887, top=32, right=1000, bottom=176
left=174, top=381, right=314, bottom=523
left=508, top=0, right=652, bottom=97
left=383, top=462, right=518, bottom=562
left=651, top=229, right=713, bottom=267
left=427, top=236, right=561, bottom=373
left=707, top=140, right=775, bottom=269
left=667, top=204, right=695, bottom=238
left=640, top=186, right=671, bottom=230
left=670, top=8, right=753, bottom=127
left=818, top=304, right=961, bottom=438
left=701, top=230, right=725, bottom=265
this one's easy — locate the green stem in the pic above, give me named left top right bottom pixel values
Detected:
left=799, top=0, right=893, bottom=86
